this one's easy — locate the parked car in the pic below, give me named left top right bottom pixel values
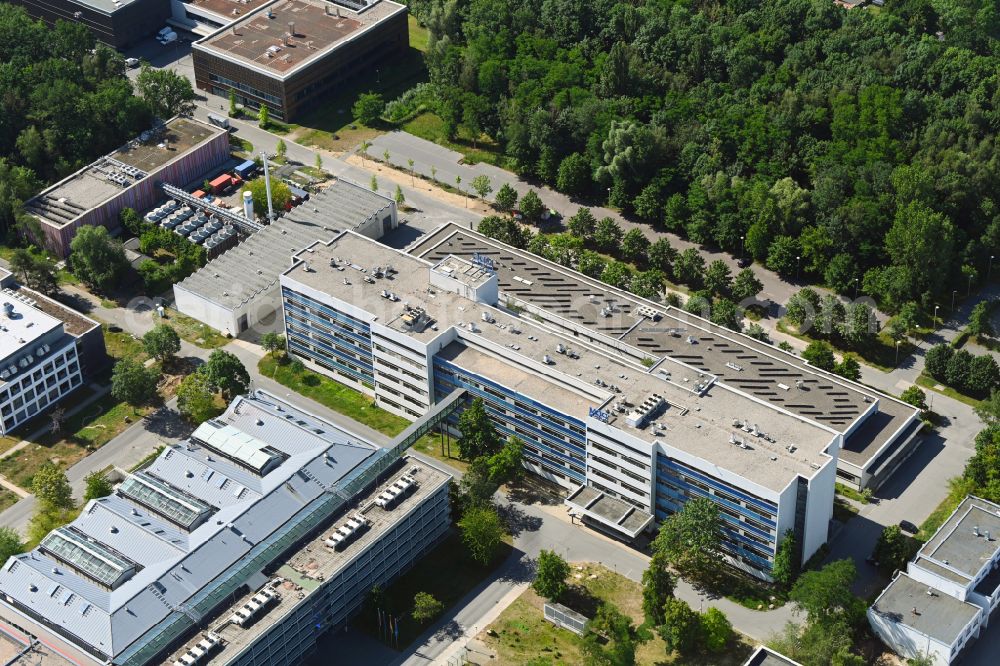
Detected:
left=899, top=520, right=919, bottom=534
left=125, top=57, right=140, bottom=69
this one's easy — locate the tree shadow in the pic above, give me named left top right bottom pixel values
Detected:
left=143, top=406, right=192, bottom=440
left=506, top=476, right=565, bottom=506
left=431, top=619, right=463, bottom=641
left=497, top=502, right=542, bottom=538
left=496, top=551, right=535, bottom=585
left=560, top=583, right=600, bottom=618
left=54, top=291, right=94, bottom=314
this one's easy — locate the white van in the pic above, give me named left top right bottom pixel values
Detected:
left=207, top=114, right=230, bottom=130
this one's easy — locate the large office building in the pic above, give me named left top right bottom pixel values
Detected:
left=0, top=269, right=105, bottom=436
left=869, top=495, right=1000, bottom=665
left=24, top=117, right=229, bottom=257
left=9, top=0, right=170, bottom=48
left=0, top=389, right=454, bottom=666
left=191, top=0, right=409, bottom=121
left=174, top=178, right=396, bottom=336
left=277, top=223, right=922, bottom=581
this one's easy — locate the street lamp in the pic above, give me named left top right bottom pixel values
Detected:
left=895, top=339, right=901, bottom=367
left=796, top=255, right=801, bottom=281
left=740, top=235, right=745, bottom=262
left=853, top=277, right=859, bottom=300
left=952, top=290, right=957, bottom=314
left=990, top=255, right=995, bottom=282
left=934, top=305, right=940, bottom=331
left=968, top=271, right=974, bottom=296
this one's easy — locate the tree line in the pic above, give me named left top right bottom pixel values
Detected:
left=404, top=0, right=1000, bottom=314
left=0, top=4, right=195, bottom=243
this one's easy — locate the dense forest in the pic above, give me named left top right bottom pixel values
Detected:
left=407, top=0, right=1000, bottom=312
left=0, top=5, right=162, bottom=240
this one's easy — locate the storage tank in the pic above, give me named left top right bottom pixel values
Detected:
left=243, top=190, right=254, bottom=221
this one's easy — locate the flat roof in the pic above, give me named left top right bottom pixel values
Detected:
left=744, top=646, right=804, bottom=666
left=918, top=496, right=1000, bottom=579
left=871, top=573, right=981, bottom=645
left=565, top=486, right=653, bottom=537
left=186, top=0, right=273, bottom=20
left=175, top=178, right=394, bottom=314
left=196, top=0, right=406, bottom=78
left=13, top=288, right=100, bottom=338
left=408, top=224, right=919, bottom=468
left=25, top=118, right=223, bottom=228
left=284, top=232, right=837, bottom=492
left=162, top=457, right=449, bottom=665
left=64, top=0, right=141, bottom=15
left=0, top=291, right=65, bottom=370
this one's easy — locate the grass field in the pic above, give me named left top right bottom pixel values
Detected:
left=408, top=15, right=429, bottom=52
left=775, top=319, right=912, bottom=373
left=258, top=355, right=463, bottom=470
left=0, top=391, right=154, bottom=489
left=162, top=308, right=229, bottom=349
left=401, top=112, right=507, bottom=167
left=483, top=563, right=754, bottom=666
left=914, top=373, right=982, bottom=408
left=353, top=530, right=511, bottom=649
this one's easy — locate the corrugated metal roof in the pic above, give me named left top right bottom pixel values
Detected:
left=175, top=179, right=394, bottom=311
left=0, top=390, right=380, bottom=659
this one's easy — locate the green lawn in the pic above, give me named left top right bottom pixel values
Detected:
left=353, top=529, right=512, bottom=649
left=408, top=15, right=429, bottom=53
left=161, top=308, right=230, bottom=349
left=0, top=490, right=19, bottom=514
left=483, top=563, right=754, bottom=666
left=259, top=355, right=406, bottom=435
left=914, top=373, right=983, bottom=408
left=259, top=355, right=467, bottom=471
left=103, top=325, right=149, bottom=363
left=0, top=391, right=155, bottom=489
left=291, top=41, right=429, bottom=152
left=775, top=319, right=911, bottom=373
left=401, top=112, right=507, bottom=167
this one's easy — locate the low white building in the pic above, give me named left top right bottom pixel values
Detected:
left=743, top=645, right=804, bottom=666
left=869, top=496, right=1000, bottom=665
left=174, top=178, right=396, bottom=336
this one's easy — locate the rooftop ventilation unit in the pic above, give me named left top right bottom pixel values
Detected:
left=625, top=393, right=664, bottom=428
left=172, top=633, right=222, bottom=666
left=324, top=514, right=370, bottom=551
left=375, top=475, right=417, bottom=510
left=229, top=588, right=278, bottom=627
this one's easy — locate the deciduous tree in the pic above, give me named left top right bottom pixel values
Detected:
left=202, top=350, right=250, bottom=400
left=142, top=324, right=180, bottom=364
left=533, top=549, right=569, bottom=601
left=459, top=505, right=505, bottom=565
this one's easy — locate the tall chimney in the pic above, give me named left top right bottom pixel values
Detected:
left=287, top=21, right=295, bottom=36
left=261, top=151, right=275, bottom=222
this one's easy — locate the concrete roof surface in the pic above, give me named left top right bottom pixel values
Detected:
left=871, top=573, right=981, bottom=645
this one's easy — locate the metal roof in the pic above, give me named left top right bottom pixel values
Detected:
left=191, top=422, right=283, bottom=474
left=174, top=179, right=394, bottom=313
left=0, top=390, right=380, bottom=661
left=40, top=528, right=137, bottom=590
left=117, top=474, right=213, bottom=531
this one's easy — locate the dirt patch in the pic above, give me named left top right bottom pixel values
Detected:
left=343, top=154, right=493, bottom=216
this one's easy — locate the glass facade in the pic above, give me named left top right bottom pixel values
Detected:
left=282, top=289, right=374, bottom=387
left=655, top=458, right=779, bottom=570
left=433, top=357, right=587, bottom=484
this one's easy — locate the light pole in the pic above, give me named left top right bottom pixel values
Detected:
left=796, top=255, right=801, bottom=281
left=740, top=235, right=745, bottom=262
left=895, top=339, right=901, bottom=367
left=934, top=305, right=940, bottom=331
left=968, top=271, right=974, bottom=296
left=990, top=255, right=995, bottom=282
left=952, top=290, right=957, bottom=314
left=853, top=277, right=859, bottom=300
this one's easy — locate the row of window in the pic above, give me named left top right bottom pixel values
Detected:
left=589, top=453, right=649, bottom=486
left=208, top=73, right=282, bottom=106
left=589, top=465, right=649, bottom=500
